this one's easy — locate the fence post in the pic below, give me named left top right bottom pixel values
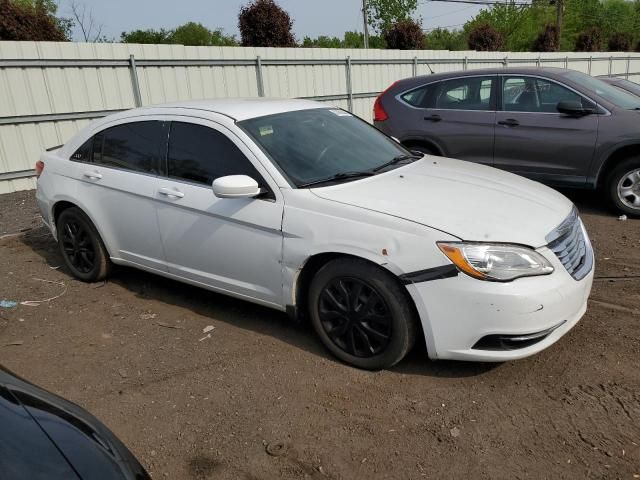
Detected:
left=588, top=56, right=592, bottom=75
left=503, top=56, right=508, bottom=67
left=564, top=56, right=569, bottom=69
left=536, top=56, right=541, bottom=67
left=255, top=56, right=265, bottom=97
left=463, top=56, right=468, bottom=71
left=626, top=56, right=631, bottom=79
left=412, top=56, right=418, bottom=77
left=128, top=55, right=142, bottom=108
left=608, top=56, right=613, bottom=77
left=345, top=56, right=353, bottom=112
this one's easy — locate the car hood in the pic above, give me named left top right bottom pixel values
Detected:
left=310, top=157, right=573, bottom=248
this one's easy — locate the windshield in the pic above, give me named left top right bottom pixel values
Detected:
left=564, top=70, right=640, bottom=109
left=238, top=108, right=412, bottom=187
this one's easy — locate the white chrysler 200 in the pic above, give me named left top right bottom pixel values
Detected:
left=36, top=99, right=594, bottom=370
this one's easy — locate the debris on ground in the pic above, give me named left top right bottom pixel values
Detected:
left=450, top=427, right=461, bottom=438
left=202, top=325, right=215, bottom=334
left=4, top=340, right=24, bottom=346
left=140, top=313, right=157, bottom=320
left=20, top=278, right=67, bottom=306
left=618, top=215, right=628, bottom=221
left=198, top=334, right=211, bottom=342
left=0, top=300, right=17, bottom=308
left=265, top=442, right=288, bottom=457
left=118, top=369, right=128, bottom=378
left=155, top=321, right=183, bottom=330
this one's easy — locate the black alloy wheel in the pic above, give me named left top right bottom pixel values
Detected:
left=318, top=277, right=392, bottom=358
left=61, top=220, right=95, bottom=274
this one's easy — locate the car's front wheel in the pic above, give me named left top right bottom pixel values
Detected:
left=56, top=207, right=111, bottom=282
left=606, top=156, right=640, bottom=217
left=308, top=258, right=418, bottom=370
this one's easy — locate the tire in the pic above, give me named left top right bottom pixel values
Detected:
left=605, top=156, right=640, bottom=217
left=408, top=144, right=438, bottom=156
left=308, top=258, right=418, bottom=370
left=56, top=207, right=111, bottom=282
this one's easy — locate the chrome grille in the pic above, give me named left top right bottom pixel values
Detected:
left=545, top=207, right=593, bottom=281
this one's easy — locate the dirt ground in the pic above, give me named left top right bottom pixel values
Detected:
left=0, top=189, right=639, bottom=480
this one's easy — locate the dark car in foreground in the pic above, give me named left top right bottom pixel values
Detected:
left=374, top=67, right=640, bottom=216
left=598, top=75, right=640, bottom=98
left=0, top=365, right=150, bottom=480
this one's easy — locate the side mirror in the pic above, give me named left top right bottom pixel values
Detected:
left=557, top=100, right=594, bottom=117
left=212, top=175, right=260, bottom=199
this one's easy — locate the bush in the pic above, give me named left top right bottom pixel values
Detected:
left=0, top=0, right=68, bottom=41
left=383, top=20, right=424, bottom=50
left=238, top=0, right=295, bottom=47
left=607, top=32, right=632, bottom=51
left=467, top=23, right=504, bottom=51
left=575, top=28, right=602, bottom=52
left=532, top=25, right=559, bottom=52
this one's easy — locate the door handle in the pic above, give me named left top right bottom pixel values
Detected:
left=424, top=114, right=442, bottom=122
left=159, top=187, right=184, bottom=199
left=497, top=119, right=520, bottom=127
left=83, top=171, right=102, bottom=180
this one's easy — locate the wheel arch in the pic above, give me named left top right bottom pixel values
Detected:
left=291, top=252, right=423, bottom=334
left=50, top=199, right=113, bottom=257
left=401, top=137, right=444, bottom=156
left=595, top=143, right=640, bottom=188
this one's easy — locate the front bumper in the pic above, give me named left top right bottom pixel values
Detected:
left=406, top=245, right=594, bottom=362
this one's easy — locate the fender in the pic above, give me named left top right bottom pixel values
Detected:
left=590, top=140, right=640, bottom=186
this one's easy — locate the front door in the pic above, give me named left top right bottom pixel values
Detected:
left=154, top=119, right=284, bottom=307
left=493, top=75, right=599, bottom=185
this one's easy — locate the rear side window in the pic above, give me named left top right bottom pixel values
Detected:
left=71, top=138, right=93, bottom=163
left=434, top=77, right=494, bottom=110
left=400, top=84, right=436, bottom=108
left=91, top=121, right=164, bottom=174
left=167, top=122, right=263, bottom=187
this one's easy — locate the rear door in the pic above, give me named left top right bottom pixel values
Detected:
left=493, top=75, right=599, bottom=184
left=154, top=119, right=284, bottom=307
left=398, top=75, right=496, bottom=165
left=70, top=120, right=167, bottom=271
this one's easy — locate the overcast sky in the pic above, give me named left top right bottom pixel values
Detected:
left=58, top=0, right=487, bottom=42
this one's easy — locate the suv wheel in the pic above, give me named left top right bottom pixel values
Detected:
left=308, top=258, right=418, bottom=370
left=606, top=156, right=640, bottom=217
left=57, top=207, right=111, bottom=282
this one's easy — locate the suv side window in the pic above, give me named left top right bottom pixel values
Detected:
left=167, top=122, right=265, bottom=187
left=433, top=77, right=494, bottom=111
left=401, top=84, right=437, bottom=108
left=90, top=121, right=164, bottom=174
left=502, top=76, right=591, bottom=113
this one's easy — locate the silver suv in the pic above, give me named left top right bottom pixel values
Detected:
left=374, top=67, right=640, bottom=216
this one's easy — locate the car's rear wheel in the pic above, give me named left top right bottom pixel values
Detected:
left=606, top=156, right=640, bottom=217
left=308, top=258, right=417, bottom=370
left=56, top=207, right=111, bottom=282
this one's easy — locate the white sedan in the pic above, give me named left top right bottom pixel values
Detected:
left=35, top=99, right=594, bottom=370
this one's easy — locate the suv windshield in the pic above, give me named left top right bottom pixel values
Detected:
left=239, top=108, right=414, bottom=187
left=564, top=70, right=640, bottom=109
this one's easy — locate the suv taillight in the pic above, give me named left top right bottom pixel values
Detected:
left=373, top=81, right=399, bottom=122
left=35, top=160, right=45, bottom=178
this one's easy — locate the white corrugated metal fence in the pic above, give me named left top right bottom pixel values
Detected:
left=1, top=41, right=639, bottom=194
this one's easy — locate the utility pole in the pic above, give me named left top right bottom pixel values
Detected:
left=556, top=0, right=564, bottom=47
left=362, top=0, right=369, bottom=49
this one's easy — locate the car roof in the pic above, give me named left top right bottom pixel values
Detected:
left=137, top=98, right=327, bottom=121
left=402, top=66, right=576, bottom=85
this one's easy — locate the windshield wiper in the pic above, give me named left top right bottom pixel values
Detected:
left=298, top=171, right=376, bottom=188
left=372, top=153, right=422, bottom=173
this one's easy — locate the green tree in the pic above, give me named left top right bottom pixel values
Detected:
left=0, top=0, right=69, bottom=40
left=121, top=28, right=171, bottom=44
left=170, top=22, right=213, bottom=46
left=424, top=28, right=466, bottom=50
left=366, top=0, right=418, bottom=34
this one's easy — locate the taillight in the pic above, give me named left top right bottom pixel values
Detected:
left=35, top=160, right=44, bottom=178
left=373, top=81, right=399, bottom=122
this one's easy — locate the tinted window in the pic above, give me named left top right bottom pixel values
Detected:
left=71, top=138, right=93, bottom=163
left=401, top=84, right=436, bottom=108
left=167, top=122, right=263, bottom=186
left=92, top=121, right=164, bottom=174
left=503, top=76, right=590, bottom=113
left=434, top=77, right=494, bottom=110
left=565, top=70, right=640, bottom=109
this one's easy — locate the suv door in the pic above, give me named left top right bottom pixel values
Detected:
left=399, top=75, right=496, bottom=165
left=494, top=75, right=599, bottom=184
left=70, top=120, right=167, bottom=271
left=154, top=119, right=284, bottom=307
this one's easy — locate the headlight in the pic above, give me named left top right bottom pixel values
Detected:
left=437, top=242, right=554, bottom=281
